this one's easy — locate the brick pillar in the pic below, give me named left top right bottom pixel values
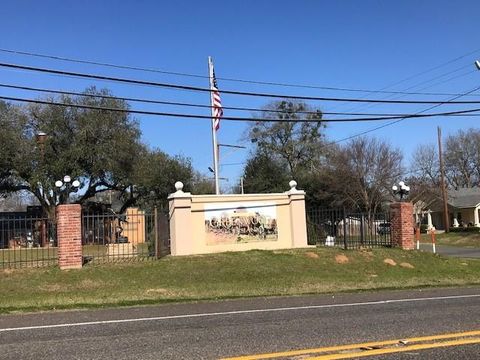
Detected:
left=390, top=202, right=414, bottom=250
left=56, top=204, right=83, bottom=269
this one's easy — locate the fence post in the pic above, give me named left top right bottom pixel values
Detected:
left=360, top=214, right=365, bottom=246
left=342, top=207, right=348, bottom=250
left=56, top=204, right=83, bottom=269
left=154, top=206, right=160, bottom=258
left=390, top=202, right=414, bottom=250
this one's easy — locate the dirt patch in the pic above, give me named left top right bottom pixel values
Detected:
left=335, top=254, right=349, bottom=264
left=384, top=258, right=397, bottom=266
left=305, top=252, right=319, bottom=259
left=1, top=268, right=14, bottom=275
left=360, top=250, right=374, bottom=261
left=399, top=262, right=415, bottom=269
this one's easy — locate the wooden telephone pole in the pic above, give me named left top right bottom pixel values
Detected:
left=437, top=126, right=450, bottom=232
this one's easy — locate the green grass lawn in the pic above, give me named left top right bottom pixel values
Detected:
left=0, top=247, right=58, bottom=266
left=420, top=232, right=480, bottom=248
left=0, top=247, right=479, bottom=314
left=0, top=244, right=152, bottom=267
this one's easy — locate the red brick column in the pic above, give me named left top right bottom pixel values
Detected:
left=56, top=204, right=83, bottom=269
left=390, top=202, right=414, bottom=250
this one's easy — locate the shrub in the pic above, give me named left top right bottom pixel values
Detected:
left=448, top=227, right=480, bottom=233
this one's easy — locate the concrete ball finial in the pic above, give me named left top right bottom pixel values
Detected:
left=174, top=181, right=184, bottom=192
left=289, top=180, right=297, bottom=191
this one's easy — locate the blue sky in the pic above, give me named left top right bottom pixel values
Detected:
left=1, top=0, right=480, bottom=192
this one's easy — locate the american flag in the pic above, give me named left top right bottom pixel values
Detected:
left=211, top=69, right=223, bottom=131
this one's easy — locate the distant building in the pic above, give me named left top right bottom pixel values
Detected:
left=417, top=188, right=480, bottom=230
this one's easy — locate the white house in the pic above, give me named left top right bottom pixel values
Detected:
left=417, top=188, right=480, bottom=230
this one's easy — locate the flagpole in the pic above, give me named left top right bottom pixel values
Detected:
left=208, top=56, right=220, bottom=195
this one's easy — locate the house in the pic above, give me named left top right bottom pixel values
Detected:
left=417, top=188, right=480, bottom=230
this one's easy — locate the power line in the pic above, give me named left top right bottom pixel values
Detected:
left=2, top=62, right=480, bottom=105
left=357, top=47, right=480, bottom=92
left=2, top=94, right=480, bottom=123
left=329, top=48, right=480, bottom=114
left=2, top=47, right=480, bottom=96
left=0, top=83, right=408, bottom=116
left=329, top=84, right=480, bottom=145
left=221, top=162, right=246, bottom=167
left=4, top=82, right=480, bottom=118
left=335, top=66, right=475, bottom=114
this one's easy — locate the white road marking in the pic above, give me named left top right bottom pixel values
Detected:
left=0, top=293, right=479, bottom=333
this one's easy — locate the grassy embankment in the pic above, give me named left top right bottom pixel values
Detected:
left=0, top=247, right=479, bottom=314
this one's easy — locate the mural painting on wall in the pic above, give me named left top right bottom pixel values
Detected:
left=204, top=202, right=278, bottom=245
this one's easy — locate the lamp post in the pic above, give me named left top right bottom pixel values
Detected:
left=35, top=131, right=48, bottom=160
left=208, top=167, right=228, bottom=181
left=55, top=175, right=80, bottom=204
left=392, top=181, right=410, bottom=201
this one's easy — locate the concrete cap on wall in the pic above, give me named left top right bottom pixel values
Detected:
left=168, top=181, right=192, bottom=199
left=286, top=180, right=305, bottom=195
left=175, top=181, right=184, bottom=192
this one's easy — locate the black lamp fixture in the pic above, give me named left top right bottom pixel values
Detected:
left=392, top=181, right=410, bottom=201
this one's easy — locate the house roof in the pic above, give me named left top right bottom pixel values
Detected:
left=448, top=188, right=480, bottom=209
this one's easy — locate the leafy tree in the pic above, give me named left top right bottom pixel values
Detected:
left=246, top=100, right=325, bottom=178
left=242, top=150, right=290, bottom=193
left=0, top=192, right=38, bottom=212
left=191, top=173, right=216, bottom=195
left=0, top=101, right=27, bottom=196
left=0, top=88, right=143, bottom=217
left=131, top=149, right=195, bottom=210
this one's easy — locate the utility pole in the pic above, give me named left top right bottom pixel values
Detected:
left=437, top=126, right=449, bottom=232
left=240, top=176, right=244, bottom=194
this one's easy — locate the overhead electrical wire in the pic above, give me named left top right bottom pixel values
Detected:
left=0, top=83, right=401, bottom=116
left=327, top=47, right=480, bottom=114
left=324, top=53, right=480, bottom=142
left=2, top=62, right=480, bottom=105
left=3, top=47, right=479, bottom=176
left=3, top=82, right=480, bottom=118
left=2, top=94, right=480, bottom=123
left=2, top=48, right=479, bottom=142
left=333, top=66, right=476, bottom=114
left=345, top=47, right=480, bottom=94
left=2, top=47, right=480, bottom=96
left=328, top=84, right=480, bottom=145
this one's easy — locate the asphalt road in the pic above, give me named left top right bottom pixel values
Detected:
left=419, top=243, right=480, bottom=258
left=0, top=287, right=479, bottom=359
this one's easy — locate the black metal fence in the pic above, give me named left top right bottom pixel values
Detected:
left=306, top=208, right=391, bottom=249
left=82, top=208, right=170, bottom=264
left=0, top=214, right=57, bottom=268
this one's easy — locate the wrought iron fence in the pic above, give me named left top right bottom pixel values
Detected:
left=82, top=207, right=170, bottom=264
left=306, top=208, right=391, bottom=249
left=0, top=214, right=57, bottom=268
